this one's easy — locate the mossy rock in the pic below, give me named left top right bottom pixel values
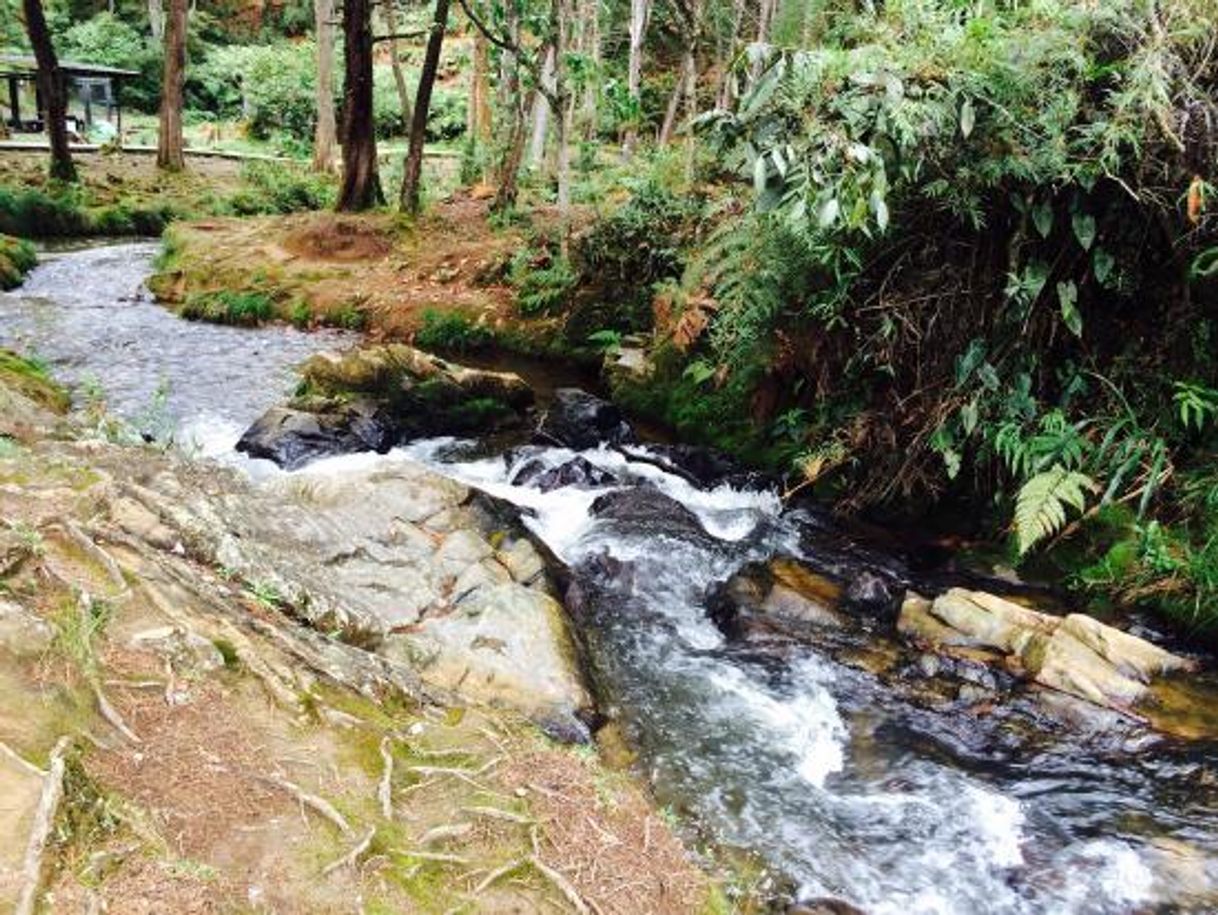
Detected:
left=0, top=350, right=70, bottom=413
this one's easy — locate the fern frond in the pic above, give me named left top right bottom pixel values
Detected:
left=1015, top=464, right=1095, bottom=555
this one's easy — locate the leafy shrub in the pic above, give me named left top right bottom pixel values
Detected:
left=180, top=290, right=276, bottom=325
left=0, top=185, right=90, bottom=236
left=415, top=309, right=494, bottom=354
left=510, top=248, right=578, bottom=317
left=194, top=43, right=318, bottom=141
left=225, top=162, right=336, bottom=214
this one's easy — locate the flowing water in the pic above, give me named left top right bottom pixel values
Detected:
left=4, top=243, right=1218, bottom=914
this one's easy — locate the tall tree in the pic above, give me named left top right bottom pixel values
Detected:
left=156, top=0, right=188, bottom=171
left=21, top=0, right=76, bottom=181
left=337, top=0, right=384, bottom=210
left=399, top=0, right=450, bottom=214
left=622, top=0, right=651, bottom=156
left=381, top=0, right=414, bottom=133
left=313, top=0, right=338, bottom=171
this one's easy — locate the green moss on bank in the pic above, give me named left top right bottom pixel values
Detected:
left=0, top=234, right=36, bottom=290
left=0, top=349, right=70, bottom=413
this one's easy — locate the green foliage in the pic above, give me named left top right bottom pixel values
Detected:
left=0, top=235, right=36, bottom=290
left=1015, top=465, right=1094, bottom=555
left=510, top=248, right=577, bottom=317
left=193, top=42, right=319, bottom=142
left=180, top=290, right=276, bottom=325
left=224, top=162, right=337, bottom=215
left=415, top=310, right=494, bottom=354
left=60, top=13, right=161, bottom=112
left=0, top=185, right=175, bottom=238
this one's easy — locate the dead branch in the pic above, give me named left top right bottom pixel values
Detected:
left=417, top=822, right=473, bottom=845
left=473, top=858, right=527, bottom=893
left=16, top=736, right=71, bottom=915
left=0, top=740, right=45, bottom=777
left=461, top=805, right=532, bottom=824
left=63, top=521, right=129, bottom=595
left=94, top=684, right=141, bottom=744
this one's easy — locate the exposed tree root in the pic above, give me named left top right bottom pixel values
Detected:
left=321, top=826, right=376, bottom=876
left=258, top=773, right=353, bottom=835
left=378, top=736, right=394, bottom=819
left=93, top=684, right=141, bottom=744
left=528, top=855, right=597, bottom=915
left=16, top=736, right=71, bottom=915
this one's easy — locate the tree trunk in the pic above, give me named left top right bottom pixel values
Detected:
left=553, top=0, right=572, bottom=217
left=715, top=0, right=745, bottom=109
left=382, top=0, right=413, bottom=133
left=492, top=1, right=528, bottom=212
left=468, top=30, right=491, bottom=143
left=148, top=0, right=164, bottom=41
left=579, top=0, right=599, bottom=141
left=156, top=0, right=187, bottom=171
left=22, top=0, right=76, bottom=181
left=528, top=46, right=554, bottom=169
left=313, top=0, right=337, bottom=171
left=657, top=53, right=687, bottom=144
left=399, top=0, right=449, bottom=215
left=337, top=0, right=384, bottom=211
left=621, top=0, right=649, bottom=156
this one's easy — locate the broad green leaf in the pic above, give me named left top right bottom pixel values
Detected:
left=817, top=197, right=841, bottom=228
left=1093, top=247, right=1115, bottom=285
left=1071, top=212, right=1096, bottom=250
left=1057, top=281, right=1082, bottom=337
left=1032, top=200, right=1054, bottom=239
left=960, top=98, right=975, bottom=139
left=961, top=398, right=979, bottom=436
left=752, top=156, right=768, bottom=194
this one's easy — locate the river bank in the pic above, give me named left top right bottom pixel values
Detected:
left=0, top=347, right=725, bottom=913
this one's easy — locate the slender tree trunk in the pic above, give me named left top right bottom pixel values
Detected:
left=528, top=46, right=554, bottom=169
left=400, top=0, right=449, bottom=215
left=156, top=0, right=187, bottom=171
left=492, top=2, right=528, bottom=212
left=579, top=0, right=599, bottom=141
left=382, top=0, right=413, bottom=133
left=657, top=54, right=687, bottom=144
left=622, top=0, right=650, bottom=156
left=337, top=0, right=383, bottom=210
left=715, top=0, right=745, bottom=108
left=313, top=0, right=338, bottom=171
left=469, top=30, right=491, bottom=143
left=148, top=0, right=164, bottom=41
left=22, top=0, right=76, bottom=181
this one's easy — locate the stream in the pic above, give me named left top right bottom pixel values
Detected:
left=4, top=242, right=1218, bottom=914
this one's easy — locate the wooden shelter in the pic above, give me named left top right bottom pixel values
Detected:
left=0, top=55, right=138, bottom=143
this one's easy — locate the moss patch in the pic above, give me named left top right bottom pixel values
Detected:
left=0, top=234, right=36, bottom=290
left=0, top=349, right=71, bottom=413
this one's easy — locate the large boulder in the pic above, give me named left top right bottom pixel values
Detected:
left=708, top=559, right=847, bottom=642
left=236, top=400, right=396, bottom=470
left=898, top=588, right=1195, bottom=717
left=589, top=486, right=711, bottom=542
left=512, top=455, right=617, bottom=491
left=537, top=388, right=635, bottom=450
left=238, top=345, right=534, bottom=469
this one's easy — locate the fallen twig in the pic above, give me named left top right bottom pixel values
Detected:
left=378, top=737, right=394, bottom=820
left=528, top=855, right=595, bottom=915
left=94, top=684, right=141, bottom=744
left=473, top=858, right=526, bottom=894
left=461, top=805, right=532, bottom=825
left=321, top=826, right=376, bottom=876
left=258, top=774, right=352, bottom=835
left=417, top=822, right=473, bottom=845
left=396, top=849, right=470, bottom=865
left=16, top=736, right=71, bottom=915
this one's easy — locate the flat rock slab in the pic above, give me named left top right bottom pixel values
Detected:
left=899, top=587, right=1194, bottom=720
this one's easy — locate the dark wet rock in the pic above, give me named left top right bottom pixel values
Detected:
left=239, top=345, right=535, bottom=469
left=789, top=899, right=868, bottom=915
left=563, top=550, right=638, bottom=628
left=843, top=569, right=903, bottom=620
left=589, top=486, right=711, bottom=541
left=513, top=455, right=617, bottom=491
left=708, top=558, right=847, bottom=643
left=537, top=388, right=635, bottom=449
left=619, top=442, right=774, bottom=491
left=236, top=400, right=396, bottom=470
